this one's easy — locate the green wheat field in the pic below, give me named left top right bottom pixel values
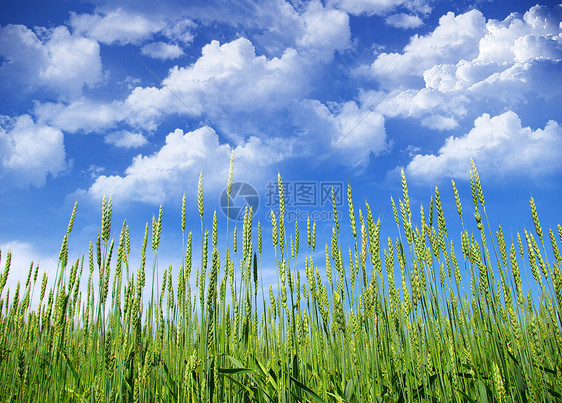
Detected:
left=1, top=160, right=561, bottom=402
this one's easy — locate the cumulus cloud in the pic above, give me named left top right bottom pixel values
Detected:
left=405, top=111, right=562, bottom=181
left=0, top=24, right=102, bottom=98
left=165, top=37, right=306, bottom=107
left=0, top=115, right=67, bottom=189
left=141, top=41, right=184, bottom=60
left=385, top=13, right=423, bottom=29
left=364, top=4, right=561, bottom=132
left=30, top=0, right=353, bottom=142
left=85, top=127, right=229, bottom=204
left=294, top=99, right=389, bottom=167
left=156, top=0, right=352, bottom=59
left=370, top=10, right=487, bottom=85
left=37, top=36, right=312, bottom=134
left=476, top=5, right=561, bottom=65
left=81, top=126, right=292, bottom=204
left=123, top=37, right=310, bottom=130
left=295, top=1, right=351, bottom=60
left=421, top=5, right=562, bottom=100
left=105, top=130, right=148, bottom=148
left=466, top=60, right=562, bottom=103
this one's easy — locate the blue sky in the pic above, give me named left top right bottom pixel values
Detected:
left=0, top=0, right=561, bottom=294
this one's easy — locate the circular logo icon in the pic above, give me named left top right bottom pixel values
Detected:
left=220, top=182, right=259, bottom=221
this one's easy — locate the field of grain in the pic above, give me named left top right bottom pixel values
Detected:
left=0, top=161, right=561, bottom=402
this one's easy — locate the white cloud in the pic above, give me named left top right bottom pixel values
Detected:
left=362, top=4, right=561, bottom=132
left=85, top=165, right=105, bottom=179
left=81, top=125, right=296, bottom=205
left=367, top=87, right=468, bottom=120
left=421, top=5, right=562, bottom=97
left=406, top=111, right=562, bottom=181
left=467, top=59, right=562, bottom=103
left=296, top=1, right=351, bottom=60
left=231, top=135, right=296, bottom=168
left=370, top=10, right=487, bottom=85
left=420, top=114, right=458, bottom=130
left=36, top=36, right=312, bottom=134
left=31, top=0, right=354, bottom=142
left=86, top=127, right=228, bottom=204
left=34, top=99, right=125, bottom=133
left=127, top=37, right=309, bottom=124
left=105, top=130, right=148, bottom=148
left=476, top=5, right=561, bottom=64
left=512, top=34, right=562, bottom=63
left=70, top=8, right=165, bottom=45
left=70, top=8, right=196, bottom=46
left=294, top=99, right=389, bottom=167
left=0, top=24, right=102, bottom=98
left=74, top=92, right=394, bottom=206
left=328, top=0, right=430, bottom=16
left=141, top=41, right=184, bottom=60
left=162, top=18, right=196, bottom=44
left=120, top=86, right=177, bottom=130
left=0, top=115, right=67, bottom=189
left=123, top=3, right=353, bottom=121
left=161, top=37, right=306, bottom=109
left=385, top=13, right=423, bottom=29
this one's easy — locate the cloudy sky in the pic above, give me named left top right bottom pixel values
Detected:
left=1, top=0, right=561, bottom=290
